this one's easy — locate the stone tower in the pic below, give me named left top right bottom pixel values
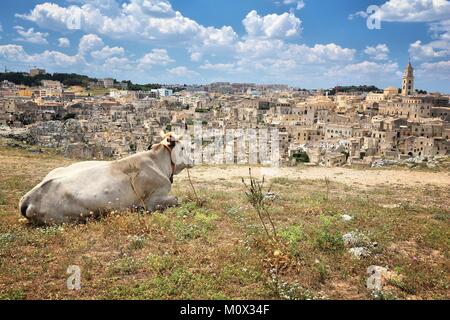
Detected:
left=402, top=61, right=414, bottom=96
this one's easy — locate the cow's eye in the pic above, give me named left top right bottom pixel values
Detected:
left=181, top=147, right=185, bottom=151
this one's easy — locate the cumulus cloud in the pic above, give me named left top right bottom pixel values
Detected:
left=14, top=26, right=48, bottom=44
left=408, top=16, right=450, bottom=60
left=350, top=0, right=450, bottom=74
left=236, top=39, right=355, bottom=62
left=78, top=34, right=104, bottom=55
left=200, top=62, right=236, bottom=73
left=167, top=66, right=199, bottom=77
left=199, top=39, right=356, bottom=84
left=17, top=0, right=237, bottom=51
left=10, top=0, right=441, bottom=88
left=409, top=39, right=450, bottom=60
left=139, top=48, right=174, bottom=68
left=58, top=37, right=70, bottom=48
left=0, top=35, right=168, bottom=79
left=376, top=0, right=450, bottom=22
left=0, top=44, right=79, bottom=66
left=280, top=0, right=305, bottom=10
left=190, top=52, right=202, bottom=62
left=91, top=46, right=125, bottom=60
left=364, top=44, right=390, bottom=60
left=242, top=10, right=301, bottom=38
left=326, top=61, right=400, bottom=83
left=429, top=18, right=450, bottom=39
left=350, top=0, right=450, bottom=22
left=416, top=59, right=450, bottom=80
left=0, top=44, right=30, bottom=61
left=420, top=59, right=450, bottom=70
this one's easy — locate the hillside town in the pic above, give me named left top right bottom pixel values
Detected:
left=0, top=63, right=449, bottom=167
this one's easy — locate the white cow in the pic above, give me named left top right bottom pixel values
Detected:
left=19, top=132, right=193, bottom=225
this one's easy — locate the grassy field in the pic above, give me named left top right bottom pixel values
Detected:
left=0, top=145, right=449, bottom=300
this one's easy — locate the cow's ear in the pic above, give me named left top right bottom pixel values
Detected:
left=159, top=130, right=166, bottom=138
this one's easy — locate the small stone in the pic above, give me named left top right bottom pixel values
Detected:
left=349, top=247, right=371, bottom=259
left=342, top=214, right=353, bottom=222
left=342, top=231, right=371, bottom=247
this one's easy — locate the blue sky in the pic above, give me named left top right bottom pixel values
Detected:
left=0, top=0, right=449, bottom=92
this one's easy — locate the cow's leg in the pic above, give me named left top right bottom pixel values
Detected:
left=155, top=195, right=179, bottom=210
left=146, top=194, right=178, bottom=212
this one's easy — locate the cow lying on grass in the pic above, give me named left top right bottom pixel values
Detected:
left=19, top=132, right=193, bottom=225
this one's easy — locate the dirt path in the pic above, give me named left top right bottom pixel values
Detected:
left=1, top=145, right=447, bottom=189
left=183, top=165, right=450, bottom=188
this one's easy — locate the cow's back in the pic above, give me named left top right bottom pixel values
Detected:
left=44, top=161, right=110, bottom=182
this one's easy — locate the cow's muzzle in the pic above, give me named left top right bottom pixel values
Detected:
left=20, top=200, right=29, bottom=218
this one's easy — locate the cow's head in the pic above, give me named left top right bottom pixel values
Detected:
left=160, top=131, right=194, bottom=174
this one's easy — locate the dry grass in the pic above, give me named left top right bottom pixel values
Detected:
left=0, top=144, right=449, bottom=300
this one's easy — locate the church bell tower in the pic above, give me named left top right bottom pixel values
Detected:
left=402, top=61, right=414, bottom=96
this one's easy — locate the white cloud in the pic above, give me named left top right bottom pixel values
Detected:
left=200, top=62, right=236, bottom=72
left=417, top=59, right=450, bottom=80
left=304, top=43, right=356, bottom=62
left=58, top=37, right=70, bottom=48
left=139, top=48, right=174, bottom=68
left=0, top=44, right=79, bottom=67
left=91, top=46, right=125, bottom=60
left=408, top=17, right=450, bottom=61
left=0, top=37, right=166, bottom=78
left=242, top=10, right=301, bottom=39
left=17, top=0, right=237, bottom=52
left=78, top=34, right=104, bottom=55
left=348, top=11, right=368, bottom=20
left=103, top=56, right=133, bottom=72
left=429, top=19, right=450, bottom=39
left=190, top=52, right=202, bottom=62
left=349, top=0, right=450, bottom=69
left=168, top=66, right=199, bottom=77
left=420, top=59, right=450, bottom=70
left=14, top=26, right=48, bottom=44
left=0, top=44, right=29, bottom=61
left=326, top=61, right=399, bottom=79
left=409, top=39, right=450, bottom=60
left=199, top=26, right=237, bottom=47
left=364, top=44, right=390, bottom=60
left=11, top=0, right=443, bottom=89
left=281, top=0, right=305, bottom=10
left=200, top=40, right=357, bottom=84
left=236, top=39, right=355, bottom=62
left=36, top=50, right=80, bottom=66
left=376, top=0, right=450, bottom=22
